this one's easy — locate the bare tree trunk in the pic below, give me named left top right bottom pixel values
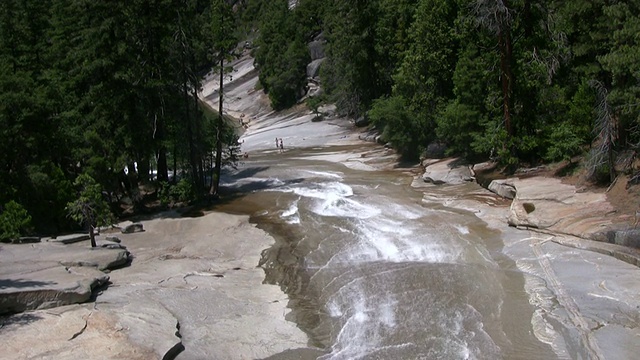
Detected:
left=499, top=26, right=514, bottom=138
left=89, top=225, right=97, bottom=248
left=211, top=54, right=224, bottom=197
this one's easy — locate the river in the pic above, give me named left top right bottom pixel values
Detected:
left=217, top=143, right=567, bottom=360
left=201, top=55, right=639, bottom=360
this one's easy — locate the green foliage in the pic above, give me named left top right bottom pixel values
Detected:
left=544, top=122, right=583, bottom=163
left=306, top=96, right=323, bottom=115
left=171, top=179, right=196, bottom=203
left=255, top=0, right=310, bottom=110
left=0, top=201, right=32, bottom=242
left=436, top=101, right=484, bottom=158
left=368, top=96, right=425, bottom=159
left=158, top=178, right=196, bottom=205
left=66, top=174, right=114, bottom=233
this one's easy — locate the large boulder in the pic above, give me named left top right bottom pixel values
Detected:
left=122, top=223, right=144, bottom=234
left=592, top=229, right=640, bottom=248
left=0, top=241, right=131, bottom=315
left=306, top=58, right=326, bottom=78
left=507, top=177, right=614, bottom=237
left=49, top=233, right=90, bottom=244
left=488, top=179, right=517, bottom=199
left=0, top=266, right=109, bottom=315
left=354, top=116, right=370, bottom=127
left=424, top=142, right=447, bottom=159
left=422, top=158, right=474, bottom=185
left=308, top=40, right=325, bottom=61
left=12, top=237, right=41, bottom=244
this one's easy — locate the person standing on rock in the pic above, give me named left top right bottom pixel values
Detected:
left=276, top=137, right=279, bottom=149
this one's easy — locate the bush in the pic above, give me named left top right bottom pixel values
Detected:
left=157, top=179, right=196, bottom=205
left=0, top=201, right=33, bottom=242
left=368, top=95, right=426, bottom=159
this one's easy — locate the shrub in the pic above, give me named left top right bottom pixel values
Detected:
left=0, top=201, right=33, bottom=242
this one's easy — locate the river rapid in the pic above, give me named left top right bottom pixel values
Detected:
left=216, top=143, right=571, bottom=360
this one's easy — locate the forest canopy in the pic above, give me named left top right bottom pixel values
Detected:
left=255, top=0, right=639, bottom=170
left=0, top=0, right=243, bottom=237
left=1, top=0, right=639, bottom=237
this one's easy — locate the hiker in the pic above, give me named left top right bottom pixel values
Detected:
left=275, top=137, right=279, bottom=149
left=279, top=138, right=284, bottom=152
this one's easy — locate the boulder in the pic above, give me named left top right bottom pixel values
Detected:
left=105, top=235, right=121, bottom=243
left=424, top=142, right=447, bottom=159
left=422, top=159, right=474, bottom=185
left=488, top=179, right=517, bottom=199
left=49, top=233, right=90, bottom=244
left=472, top=161, right=497, bottom=173
left=592, top=229, right=640, bottom=248
left=122, top=223, right=144, bottom=234
left=308, top=40, right=325, bottom=61
left=12, top=237, right=41, bottom=244
left=306, top=58, right=325, bottom=79
left=0, top=266, right=109, bottom=315
left=354, top=116, right=370, bottom=127
left=506, top=177, right=614, bottom=237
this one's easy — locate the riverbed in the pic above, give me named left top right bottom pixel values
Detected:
left=214, top=141, right=638, bottom=359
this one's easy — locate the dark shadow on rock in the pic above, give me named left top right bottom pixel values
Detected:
left=554, top=161, right=580, bottom=178
left=225, top=166, right=271, bottom=181
left=447, top=158, right=470, bottom=168
left=0, top=279, right=55, bottom=290
left=88, top=280, right=112, bottom=302
left=0, top=311, right=43, bottom=328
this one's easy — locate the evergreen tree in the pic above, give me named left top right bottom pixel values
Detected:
left=210, top=0, right=238, bottom=197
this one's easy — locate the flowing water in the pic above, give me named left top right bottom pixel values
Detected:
left=218, top=144, right=564, bottom=359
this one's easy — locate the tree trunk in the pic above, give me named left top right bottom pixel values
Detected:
left=211, top=54, right=224, bottom=197
left=89, top=225, right=97, bottom=248
left=183, top=73, right=199, bottom=188
left=499, top=25, right=514, bottom=139
left=157, top=147, right=168, bottom=182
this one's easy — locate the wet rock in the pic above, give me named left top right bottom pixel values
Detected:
left=488, top=179, right=517, bottom=199
left=422, top=158, right=474, bottom=185
left=122, top=223, right=144, bottom=234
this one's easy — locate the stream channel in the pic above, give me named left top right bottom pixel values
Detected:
left=214, top=142, right=583, bottom=360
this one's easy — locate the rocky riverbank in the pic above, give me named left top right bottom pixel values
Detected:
left=1, top=212, right=310, bottom=359
left=3, top=51, right=639, bottom=359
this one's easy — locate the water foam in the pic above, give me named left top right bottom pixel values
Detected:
left=303, top=170, right=343, bottom=179
left=286, top=181, right=381, bottom=219
left=346, top=217, right=457, bottom=263
left=281, top=198, right=300, bottom=224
